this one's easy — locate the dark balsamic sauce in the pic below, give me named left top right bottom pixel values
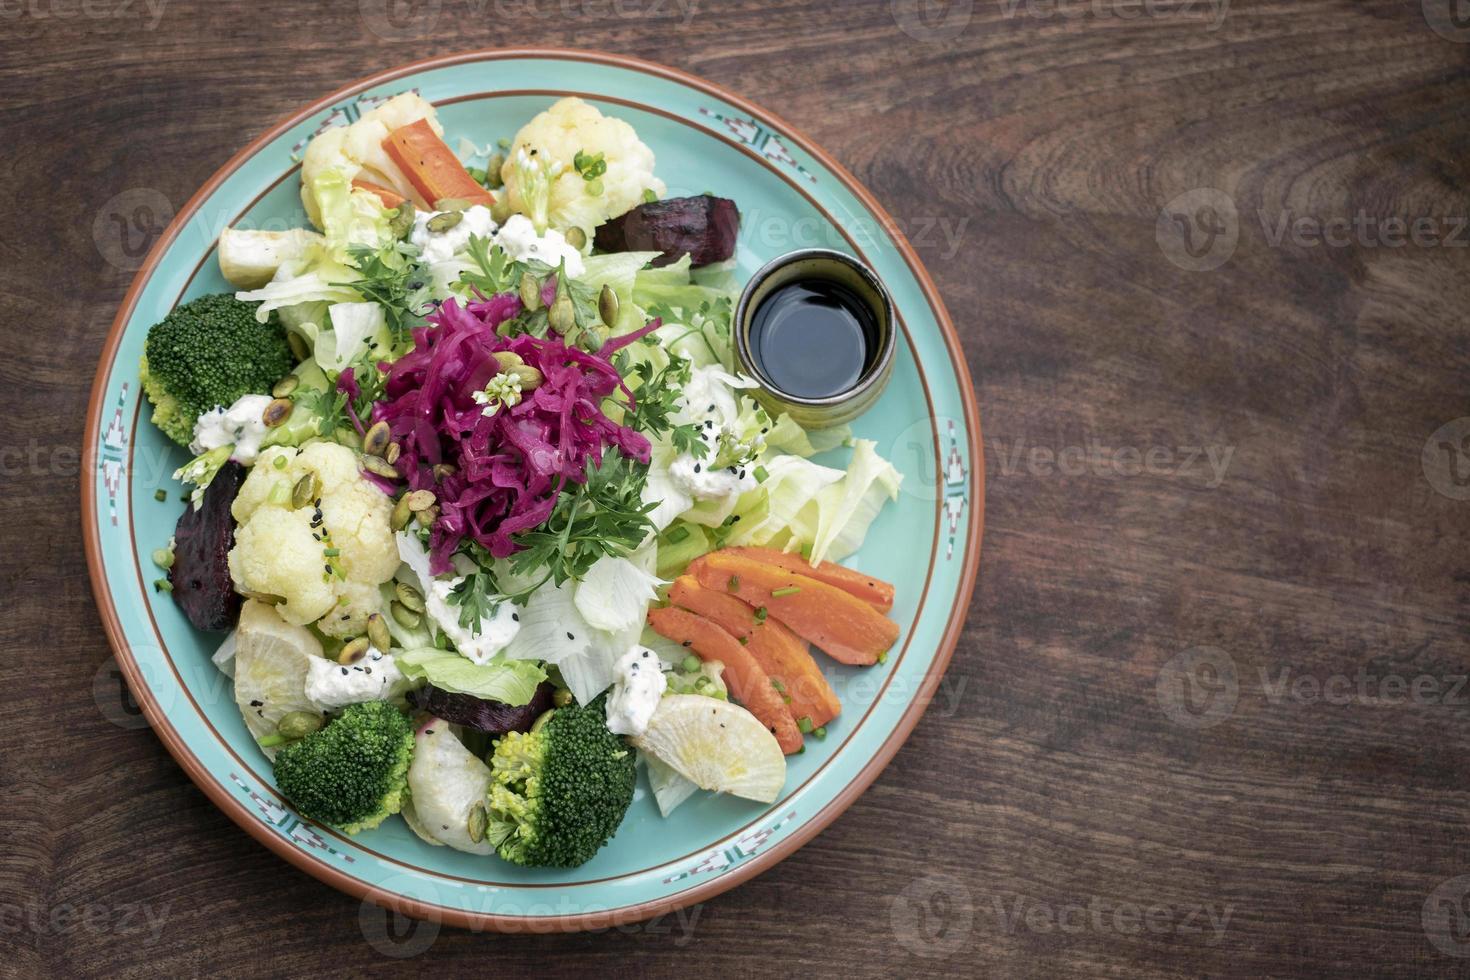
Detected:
left=748, top=279, right=879, bottom=399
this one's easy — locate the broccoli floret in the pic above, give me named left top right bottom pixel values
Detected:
left=141, top=293, right=294, bottom=447
left=484, top=694, right=636, bottom=868
left=273, top=701, right=414, bottom=834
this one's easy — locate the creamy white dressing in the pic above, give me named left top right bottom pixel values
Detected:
left=665, top=366, right=762, bottom=502
left=304, top=647, right=404, bottom=710
left=407, top=206, right=585, bottom=278
left=494, top=214, right=585, bottom=277
left=190, top=393, right=274, bottom=463
left=605, top=646, right=667, bottom=736
left=410, top=204, right=498, bottom=264
left=424, top=578, right=521, bottom=665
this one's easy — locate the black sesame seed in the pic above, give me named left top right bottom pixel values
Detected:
left=566, top=631, right=575, bottom=640
left=340, top=667, right=348, bottom=675
left=694, top=463, right=701, bottom=473
left=512, top=613, right=519, bottom=622
left=682, top=640, right=692, bottom=648
left=249, top=700, right=262, bottom=707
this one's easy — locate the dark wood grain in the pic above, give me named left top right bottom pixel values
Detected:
left=3, top=0, right=1469, bottom=975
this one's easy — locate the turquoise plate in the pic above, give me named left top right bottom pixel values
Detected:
left=83, top=49, right=983, bottom=931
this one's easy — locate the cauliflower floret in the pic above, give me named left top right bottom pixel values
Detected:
left=497, top=97, right=665, bottom=238
left=229, top=442, right=399, bottom=631
left=300, top=92, right=442, bottom=227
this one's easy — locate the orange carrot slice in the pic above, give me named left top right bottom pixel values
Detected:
left=382, top=119, right=495, bottom=210
left=722, top=546, right=894, bottom=613
left=351, top=177, right=408, bottom=210
left=690, top=553, right=899, bottom=666
left=647, top=606, right=804, bottom=754
left=669, top=577, right=841, bottom=729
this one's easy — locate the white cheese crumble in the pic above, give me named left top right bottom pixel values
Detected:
left=605, top=646, right=668, bottom=736
left=304, top=647, right=404, bottom=711
left=190, top=393, right=274, bottom=463
left=424, top=578, right=521, bottom=665
left=410, top=204, right=498, bottom=264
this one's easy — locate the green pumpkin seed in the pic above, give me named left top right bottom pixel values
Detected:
left=432, top=463, right=457, bottom=482
left=390, top=600, right=422, bottom=629
left=467, top=802, right=488, bottom=844
left=483, top=153, right=506, bottom=188
left=580, top=330, right=604, bottom=354
left=363, top=454, right=400, bottom=480
left=598, top=284, right=619, bottom=327
left=389, top=202, right=416, bottom=240
left=433, top=197, right=471, bottom=213
left=291, top=473, right=319, bottom=510
left=509, top=364, right=544, bottom=391
left=262, top=398, right=293, bottom=428
left=405, top=490, right=436, bottom=512
left=277, top=711, right=323, bottom=741
left=334, top=426, right=362, bottom=450
left=385, top=441, right=402, bottom=466
left=367, top=613, right=392, bottom=653
left=492, top=350, right=524, bottom=372
left=337, top=636, right=370, bottom=665
left=548, top=294, right=575, bottom=335
left=415, top=504, right=439, bottom=528
left=362, top=420, right=392, bottom=458
left=565, top=226, right=587, bottom=251
left=271, top=374, right=300, bottom=398
left=390, top=495, right=413, bottom=532
left=426, top=210, right=463, bottom=233
left=519, top=272, right=542, bottom=311
left=395, top=582, right=426, bottom=614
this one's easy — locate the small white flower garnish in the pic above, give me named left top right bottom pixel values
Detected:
left=472, top=372, right=523, bottom=417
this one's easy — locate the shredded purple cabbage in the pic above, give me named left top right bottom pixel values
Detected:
left=372, top=294, right=658, bottom=575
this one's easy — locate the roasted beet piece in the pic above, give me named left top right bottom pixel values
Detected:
left=168, top=461, right=245, bottom=631
left=594, top=195, right=739, bottom=268
left=410, top=681, right=555, bottom=734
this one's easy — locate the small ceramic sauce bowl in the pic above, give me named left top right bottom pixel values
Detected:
left=733, top=248, right=896, bottom=430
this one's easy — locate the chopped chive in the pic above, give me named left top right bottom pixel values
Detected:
left=754, top=606, right=768, bottom=623
left=153, top=488, right=167, bottom=502
left=797, top=715, right=814, bottom=734
left=738, top=636, right=749, bottom=645
left=770, top=678, right=786, bottom=692
left=877, top=650, right=889, bottom=665
left=727, top=575, right=740, bottom=592
left=680, top=654, right=700, bottom=673
left=665, top=525, right=690, bottom=544
left=754, top=465, right=769, bottom=483
left=256, top=733, right=288, bottom=748
left=814, top=726, right=827, bottom=738
left=151, top=548, right=173, bottom=570
left=272, top=455, right=288, bottom=470
left=771, top=586, right=801, bottom=598
left=323, top=547, right=341, bottom=557
left=800, top=543, right=813, bottom=560
left=152, top=578, right=172, bottom=593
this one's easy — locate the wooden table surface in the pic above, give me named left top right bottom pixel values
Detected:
left=4, top=0, right=1469, bottom=976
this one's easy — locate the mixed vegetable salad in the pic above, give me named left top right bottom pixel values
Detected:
left=145, top=94, right=903, bottom=867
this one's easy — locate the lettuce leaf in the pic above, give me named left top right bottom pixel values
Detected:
left=808, top=439, right=902, bottom=564
left=396, top=647, right=546, bottom=706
